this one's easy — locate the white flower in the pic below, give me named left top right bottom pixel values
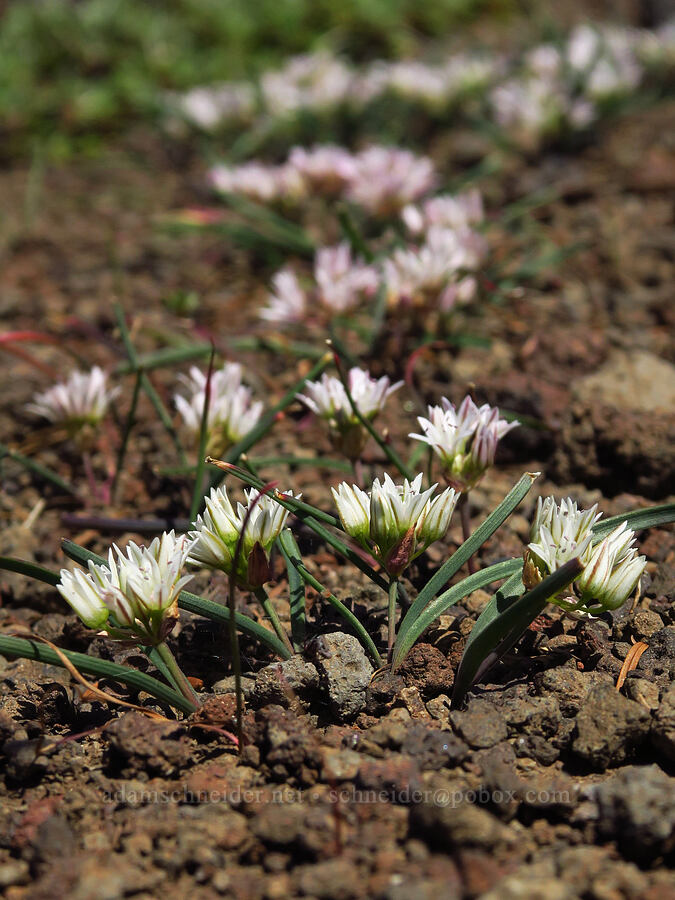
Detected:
left=259, top=269, right=307, bottom=325
left=576, top=522, right=646, bottom=612
left=261, top=53, right=354, bottom=116
left=410, top=396, right=518, bottom=490
left=27, top=367, right=119, bottom=434
left=347, top=146, right=436, bottom=217
left=297, top=367, right=403, bottom=460
left=57, top=532, right=193, bottom=643
left=383, top=226, right=487, bottom=310
left=332, top=473, right=458, bottom=576
left=209, top=161, right=304, bottom=204
left=172, top=82, right=255, bottom=130
left=527, top=497, right=601, bottom=577
left=401, top=190, right=484, bottom=235
left=188, top=485, right=298, bottom=588
left=287, top=145, right=358, bottom=194
left=314, top=243, right=378, bottom=313
left=175, top=363, right=263, bottom=456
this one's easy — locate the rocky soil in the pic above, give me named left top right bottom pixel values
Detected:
left=1, top=76, right=674, bottom=900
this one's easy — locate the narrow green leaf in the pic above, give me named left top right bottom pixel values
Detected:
left=114, top=304, right=187, bottom=465
left=278, top=529, right=306, bottom=652
left=115, top=343, right=213, bottom=376
left=391, top=558, right=522, bottom=670
left=0, top=556, right=60, bottom=586
left=0, top=635, right=195, bottom=714
left=60, top=540, right=292, bottom=660
left=451, top=558, right=583, bottom=708
left=396, top=472, right=539, bottom=655
left=592, top=502, right=675, bottom=542
left=0, top=442, right=77, bottom=495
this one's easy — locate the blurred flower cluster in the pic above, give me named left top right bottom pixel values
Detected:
left=168, top=21, right=675, bottom=145
left=210, top=144, right=435, bottom=213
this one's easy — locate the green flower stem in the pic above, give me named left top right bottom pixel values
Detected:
left=154, top=640, right=200, bottom=709
left=329, top=335, right=414, bottom=481
left=111, top=370, right=142, bottom=501
left=388, top=578, right=398, bottom=663
left=458, top=492, right=476, bottom=575
left=207, top=352, right=333, bottom=495
left=254, top=586, right=294, bottom=655
left=284, top=555, right=382, bottom=666
left=0, top=635, right=196, bottom=715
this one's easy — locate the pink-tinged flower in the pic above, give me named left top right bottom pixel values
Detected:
left=261, top=52, right=354, bottom=116
left=259, top=269, right=307, bottom=325
left=287, top=145, right=358, bottom=195
left=383, top=226, right=487, bottom=310
left=209, top=161, right=304, bottom=204
left=297, top=367, right=403, bottom=460
left=175, top=363, right=263, bottom=456
left=410, top=395, right=519, bottom=490
left=347, top=147, right=436, bottom=217
left=314, top=243, right=378, bottom=313
left=402, top=190, right=484, bottom=235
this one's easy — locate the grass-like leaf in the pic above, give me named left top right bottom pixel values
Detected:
left=592, top=502, right=675, bottom=542
left=278, top=529, right=306, bottom=652
left=0, top=441, right=77, bottom=496
left=0, top=634, right=196, bottom=715
left=451, top=558, right=583, bottom=708
left=391, top=558, right=522, bottom=670
left=394, top=472, right=539, bottom=661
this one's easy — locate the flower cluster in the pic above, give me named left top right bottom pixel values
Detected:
left=402, top=190, right=484, bottom=235
left=410, top=396, right=519, bottom=491
left=169, top=22, right=675, bottom=142
left=260, top=242, right=378, bottom=323
left=383, top=226, right=487, bottom=312
left=27, top=366, right=120, bottom=442
left=526, top=497, right=646, bottom=614
left=57, top=532, right=194, bottom=644
left=188, top=485, right=297, bottom=589
left=174, top=363, right=263, bottom=457
left=332, top=473, right=458, bottom=578
left=297, top=367, right=403, bottom=460
left=209, top=144, right=435, bottom=214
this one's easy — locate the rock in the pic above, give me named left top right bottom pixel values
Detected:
left=366, top=671, right=405, bottom=716
left=594, top=764, right=675, bottom=862
left=534, top=666, right=610, bottom=717
left=397, top=643, right=455, bottom=698
left=651, top=684, right=675, bottom=761
left=320, top=747, right=362, bottom=781
left=105, top=713, right=195, bottom=778
left=0, top=861, right=29, bottom=888
left=410, top=778, right=517, bottom=850
left=254, top=705, right=322, bottom=786
left=449, top=699, right=508, bottom=749
left=571, top=350, right=675, bottom=413
left=623, top=677, right=660, bottom=710
left=251, top=657, right=319, bottom=711
left=212, top=675, right=255, bottom=699
left=296, top=858, right=363, bottom=899
left=571, top=683, right=651, bottom=769
left=637, top=626, right=675, bottom=686
left=309, top=633, right=374, bottom=722
left=629, top=610, right=665, bottom=641
left=552, top=400, right=675, bottom=499
left=250, top=803, right=307, bottom=846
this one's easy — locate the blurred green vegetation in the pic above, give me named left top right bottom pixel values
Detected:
left=0, top=0, right=514, bottom=159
